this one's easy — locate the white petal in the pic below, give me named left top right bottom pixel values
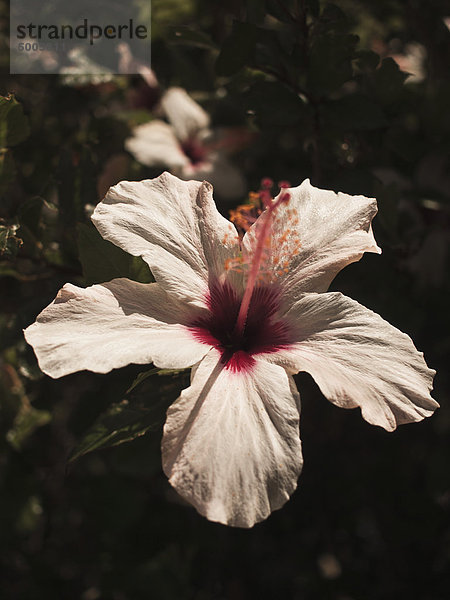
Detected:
left=124, top=120, right=188, bottom=170
left=24, top=279, right=209, bottom=378
left=162, top=349, right=302, bottom=528
left=160, top=87, right=210, bottom=141
left=243, top=179, right=381, bottom=296
left=182, top=153, right=246, bottom=200
left=92, top=173, right=240, bottom=307
left=267, top=292, right=438, bottom=431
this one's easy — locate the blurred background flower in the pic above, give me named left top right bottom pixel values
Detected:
left=125, top=86, right=247, bottom=200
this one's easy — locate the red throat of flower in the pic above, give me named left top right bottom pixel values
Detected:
left=181, top=137, right=207, bottom=165
left=189, top=281, right=292, bottom=372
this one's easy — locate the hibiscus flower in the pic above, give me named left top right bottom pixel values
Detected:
left=124, top=87, right=246, bottom=200
left=24, top=172, right=438, bottom=528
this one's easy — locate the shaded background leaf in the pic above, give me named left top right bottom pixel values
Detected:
left=0, top=93, right=30, bottom=148
left=0, top=221, right=22, bottom=257
left=77, top=223, right=153, bottom=285
left=70, top=369, right=189, bottom=461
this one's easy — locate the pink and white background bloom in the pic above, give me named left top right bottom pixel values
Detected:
left=24, top=172, right=438, bottom=527
left=125, top=88, right=246, bottom=200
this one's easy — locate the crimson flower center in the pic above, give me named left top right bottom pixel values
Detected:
left=189, top=281, right=291, bottom=372
left=181, top=137, right=207, bottom=165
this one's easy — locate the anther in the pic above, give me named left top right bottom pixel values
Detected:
left=261, top=177, right=273, bottom=190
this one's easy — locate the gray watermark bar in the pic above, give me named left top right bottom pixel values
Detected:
left=10, top=0, right=151, bottom=75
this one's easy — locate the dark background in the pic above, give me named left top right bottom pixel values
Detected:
left=1, top=1, right=449, bottom=598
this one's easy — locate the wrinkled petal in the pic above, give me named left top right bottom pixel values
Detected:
left=24, top=279, right=209, bottom=378
left=182, top=153, right=246, bottom=201
left=243, top=179, right=381, bottom=297
left=124, top=120, right=188, bottom=171
left=266, top=292, right=438, bottom=431
left=160, top=87, right=210, bottom=141
left=92, top=173, right=240, bottom=307
left=162, top=349, right=302, bottom=527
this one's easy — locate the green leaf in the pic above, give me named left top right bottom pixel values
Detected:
left=18, top=197, right=44, bottom=237
left=306, top=0, right=320, bottom=18
left=245, top=0, right=267, bottom=23
left=168, top=26, right=216, bottom=49
left=77, top=223, right=153, bottom=285
left=7, top=404, right=51, bottom=451
left=242, top=80, right=312, bottom=128
left=126, top=367, right=188, bottom=394
left=319, top=3, right=348, bottom=30
left=355, top=49, right=380, bottom=71
left=69, top=378, right=185, bottom=461
left=216, top=22, right=258, bottom=77
left=0, top=363, right=51, bottom=449
left=0, top=149, right=15, bottom=195
left=116, top=109, right=154, bottom=128
left=151, top=0, right=197, bottom=39
left=126, top=367, right=161, bottom=394
left=373, top=181, right=400, bottom=238
left=0, top=365, right=21, bottom=435
left=0, top=94, right=30, bottom=148
left=0, top=220, right=22, bottom=257
left=322, top=94, right=387, bottom=131
left=0, top=263, right=23, bottom=279
left=69, top=370, right=188, bottom=462
left=78, top=147, right=99, bottom=209
left=265, top=0, right=297, bottom=23
left=385, top=126, right=422, bottom=163
left=308, top=33, right=359, bottom=96
left=372, top=58, right=408, bottom=104
left=254, top=25, right=293, bottom=71
left=57, top=149, right=86, bottom=260
left=68, top=398, right=161, bottom=461
left=57, top=147, right=96, bottom=230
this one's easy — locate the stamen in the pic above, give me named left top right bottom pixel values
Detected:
left=224, top=256, right=245, bottom=274
left=229, top=192, right=262, bottom=237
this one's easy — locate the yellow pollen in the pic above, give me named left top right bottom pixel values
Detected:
left=225, top=185, right=302, bottom=291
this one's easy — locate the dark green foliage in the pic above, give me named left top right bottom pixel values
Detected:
left=69, top=369, right=186, bottom=462
left=307, top=33, right=359, bottom=95
left=77, top=223, right=152, bottom=285
left=216, top=22, right=259, bottom=76
left=0, top=93, right=30, bottom=196
left=0, top=0, right=449, bottom=598
left=242, top=80, right=312, bottom=128
left=372, top=57, right=409, bottom=104
left=0, top=93, right=30, bottom=148
left=322, top=93, right=387, bottom=131
left=0, top=221, right=22, bottom=257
